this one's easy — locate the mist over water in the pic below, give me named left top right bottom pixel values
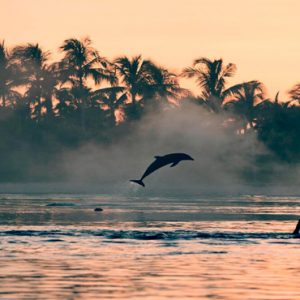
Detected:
left=0, top=99, right=299, bottom=198
left=1, top=102, right=298, bottom=195
left=49, top=103, right=265, bottom=193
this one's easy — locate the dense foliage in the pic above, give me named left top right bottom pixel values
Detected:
left=0, top=38, right=299, bottom=182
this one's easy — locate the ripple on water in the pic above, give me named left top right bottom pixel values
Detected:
left=1, top=194, right=300, bottom=299
left=0, top=229, right=297, bottom=241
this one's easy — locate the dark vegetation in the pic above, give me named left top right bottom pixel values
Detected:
left=0, top=37, right=300, bottom=182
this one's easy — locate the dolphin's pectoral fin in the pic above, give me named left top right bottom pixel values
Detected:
left=170, top=161, right=179, bottom=167
left=154, top=156, right=161, bottom=159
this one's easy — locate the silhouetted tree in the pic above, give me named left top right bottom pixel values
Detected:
left=223, top=80, right=265, bottom=132
left=1, top=38, right=300, bottom=181
left=114, top=56, right=187, bottom=119
left=288, top=83, right=300, bottom=105
left=114, top=55, right=154, bottom=103
left=255, top=92, right=300, bottom=161
left=114, top=55, right=158, bottom=120
left=0, top=41, right=21, bottom=108
left=141, top=66, right=190, bottom=110
left=182, top=57, right=236, bottom=112
left=55, top=87, right=77, bottom=119
left=91, top=86, right=126, bottom=126
left=59, top=37, right=116, bottom=128
left=11, top=43, right=58, bottom=120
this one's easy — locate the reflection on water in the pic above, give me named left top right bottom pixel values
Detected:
left=0, top=194, right=300, bottom=299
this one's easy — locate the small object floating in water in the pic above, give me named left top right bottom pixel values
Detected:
left=94, top=207, right=103, bottom=212
left=130, top=152, right=194, bottom=187
left=46, top=202, right=76, bottom=207
left=293, top=219, right=300, bottom=235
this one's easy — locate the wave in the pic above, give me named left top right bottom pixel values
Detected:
left=0, top=229, right=298, bottom=240
left=45, top=202, right=77, bottom=207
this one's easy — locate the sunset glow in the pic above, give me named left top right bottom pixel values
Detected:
left=2, top=0, right=300, bottom=97
left=1, top=2, right=300, bottom=300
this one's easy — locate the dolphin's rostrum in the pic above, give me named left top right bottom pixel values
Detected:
left=130, top=153, right=194, bottom=187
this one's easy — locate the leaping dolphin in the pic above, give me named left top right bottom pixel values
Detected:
left=130, top=153, right=194, bottom=187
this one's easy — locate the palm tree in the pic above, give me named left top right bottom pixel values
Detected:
left=55, top=87, right=77, bottom=119
left=288, top=83, right=300, bottom=105
left=223, top=80, right=265, bottom=132
left=0, top=41, right=21, bottom=108
left=255, top=92, right=300, bottom=161
left=114, top=55, right=187, bottom=119
left=91, top=86, right=126, bottom=125
left=141, top=66, right=190, bottom=106
left=11, top=43, right=58, bottom=120
left=114, top=55, right=160, bottom=120
left=59, top=37, right=116, bottom=128
left=182, top=57, right=236, bottom=112
left=114, top=55, right=155, bottom=106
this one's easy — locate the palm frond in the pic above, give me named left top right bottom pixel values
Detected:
left=193, top=57, right=212, bottom=67
left=221, top=63, right=236, bottom=78
left=288, top=83, right=300, bottom=101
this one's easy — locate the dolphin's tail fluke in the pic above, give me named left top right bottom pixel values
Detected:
left=130, top=179, right=145, bottom=187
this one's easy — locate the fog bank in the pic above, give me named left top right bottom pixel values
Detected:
left=1, top=103, right=300, bottom=195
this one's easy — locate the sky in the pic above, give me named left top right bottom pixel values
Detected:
left=1, top=0, right=300, bottom=98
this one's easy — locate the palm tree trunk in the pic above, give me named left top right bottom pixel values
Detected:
left=79, top=76, right=86, bottom=130
left=35, top=95, right=42, bottom=121
left=2, top=94, right=6, bottom=107
left=131, top=91, right=136, bottom=105
left=45, top=96, right=53, bottom=118
left=80, top=98, right=86, bottom=130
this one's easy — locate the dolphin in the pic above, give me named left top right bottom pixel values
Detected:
left=130, top=153, right=194, bottom=187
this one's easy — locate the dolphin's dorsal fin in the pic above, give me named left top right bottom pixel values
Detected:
left=154, top=156, right=161, bottom=159
left=170, top=161, right=179, bottom=167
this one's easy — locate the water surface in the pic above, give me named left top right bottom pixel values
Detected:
left=1, top=194, right=300, bottom=299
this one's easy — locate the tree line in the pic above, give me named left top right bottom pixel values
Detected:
left=1, top=37, right=300, bottom=181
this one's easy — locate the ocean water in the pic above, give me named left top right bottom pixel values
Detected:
left=0, top=193, right=300, bottom=299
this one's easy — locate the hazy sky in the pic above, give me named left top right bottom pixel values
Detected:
left=2, top=0, right=300, bottom=97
